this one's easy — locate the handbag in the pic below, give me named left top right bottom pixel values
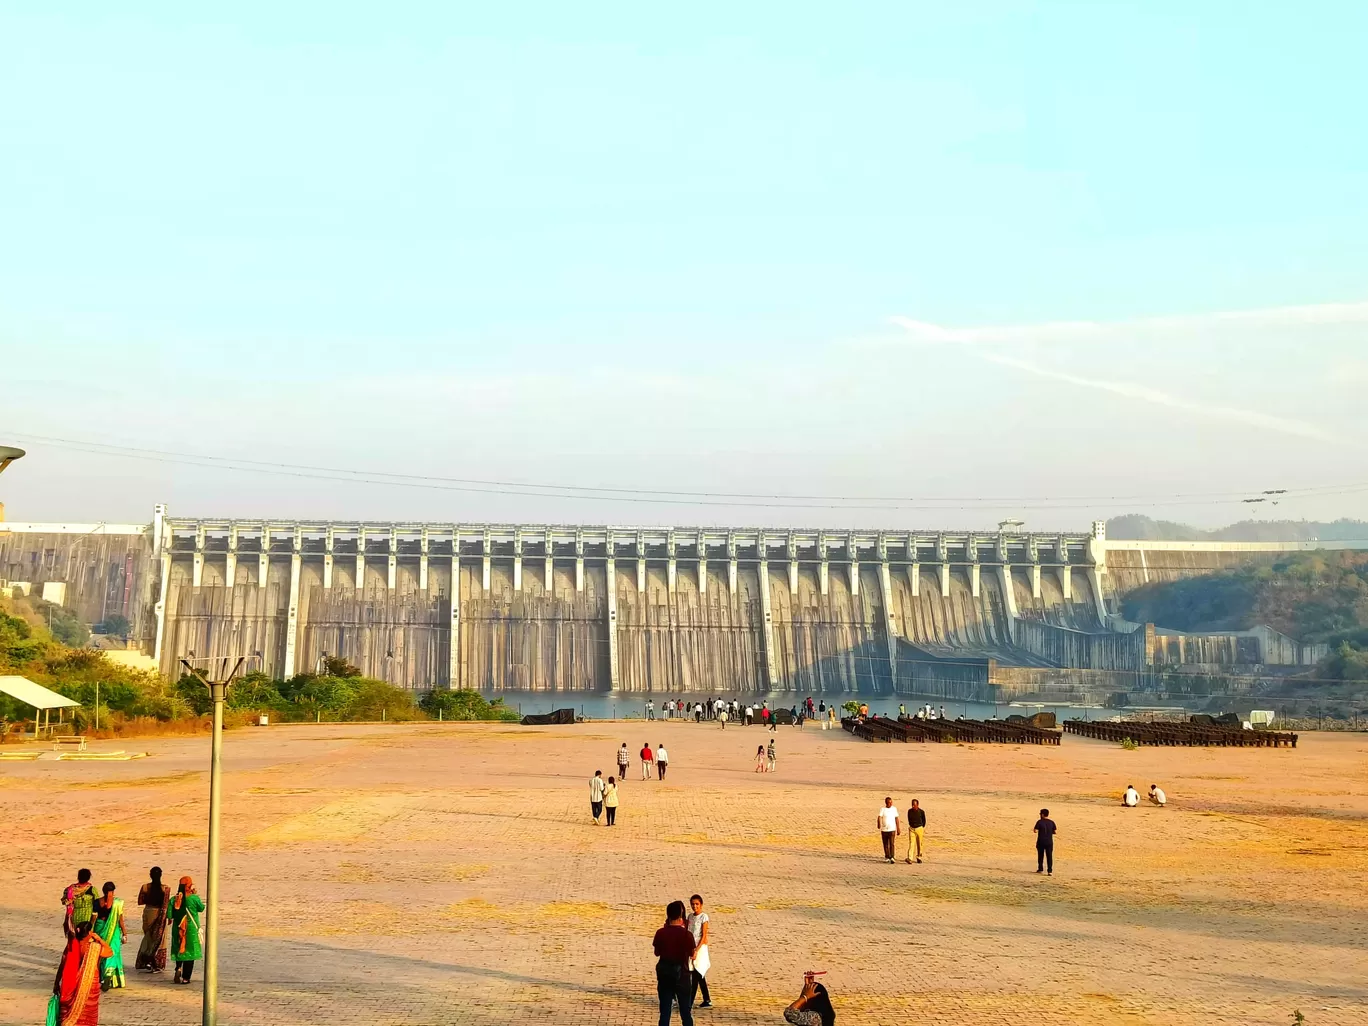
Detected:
left=46, top=994, right=60, bottom=1026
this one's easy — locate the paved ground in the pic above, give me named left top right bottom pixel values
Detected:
left=1, top=720, right=1365, bottom=1025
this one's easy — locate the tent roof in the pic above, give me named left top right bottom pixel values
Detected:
left=0, top=676, right=80, bottom=710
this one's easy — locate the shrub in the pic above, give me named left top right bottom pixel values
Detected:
left=420, top=689, right=519, bottom=722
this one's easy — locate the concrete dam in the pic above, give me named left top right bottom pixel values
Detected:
left=2, top=507, right=1360, bottom=699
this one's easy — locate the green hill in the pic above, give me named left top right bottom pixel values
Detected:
left=1119, top=551, right=1368, bottom=680
left=1107, top=515, right=1368, bottom=542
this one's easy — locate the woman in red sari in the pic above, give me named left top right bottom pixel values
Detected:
left=53, top=921, right=113, bottom=1026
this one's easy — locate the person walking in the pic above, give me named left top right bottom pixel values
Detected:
left=617, top=743, right=631, bottom=782
left=718, top=707, right=728, bottom=730
left=903, top=799, right=926, bottom=864
left=877, top=797, right=900, bottom=863
left=656, top=743, right=669, bottom=780
left=92, top=881, right=126, bottom=991
left=744, top=704, right=754, bottom=726
left=641, top=743, right=655, bottom=780
left=1034, top=808, right=1057, bottom=875
left=135, top=867, right=170, bottom=974
left=590, top=770, right=606, bottom=824
left=604, top=776, right=620, bottom=825
left=653, top=900, right=697, bottom=1026
left=766, top=738, right=777, bottom=772
left=63, top=869, right=98, bottom=940
left=167, top=877, right=204, bottom=984
left=686, top=894, right=712, bottom=1009
left=754, top=745, right=766, bottom=773
left=52, top=920, right=114, bottom=1026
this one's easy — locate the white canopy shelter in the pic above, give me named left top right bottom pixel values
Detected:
left=0, top=675, right=80, bottom=736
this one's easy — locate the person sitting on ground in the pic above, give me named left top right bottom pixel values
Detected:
left=784, top=973, right=836, bottom=1026
left=1123, top=784, right=1139, bottom=807
left=1148, top=783, right=1166, bottom=807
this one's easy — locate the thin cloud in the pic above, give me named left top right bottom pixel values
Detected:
left=891, top=300, right=1368, bottom=346
left=984, top=353, right=1340, bottom=443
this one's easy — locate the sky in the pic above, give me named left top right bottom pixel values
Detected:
left=2, top=2, right=1366, bottom=530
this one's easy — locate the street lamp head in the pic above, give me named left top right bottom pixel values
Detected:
left=0, top=445, right=25, bottom=475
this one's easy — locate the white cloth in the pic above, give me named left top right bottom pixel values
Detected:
left=656, top=747, right=669, bottom=764
left=589, top=776, right=605, bottom=801
left=878, top=806, right=899, bottom=832
left=690, top=944, right=710, bottom=976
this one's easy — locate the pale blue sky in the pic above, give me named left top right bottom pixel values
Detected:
left=3, top=3, right=1366, bottom=527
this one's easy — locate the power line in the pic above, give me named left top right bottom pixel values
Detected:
left=13, top=433, right=1368, bottom=512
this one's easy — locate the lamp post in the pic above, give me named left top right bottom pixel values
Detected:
left=180, top=656, right=245, bottom=1026
left=0, top=444, right=24, bottom=476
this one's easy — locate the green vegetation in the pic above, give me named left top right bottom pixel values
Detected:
left=1120, top=551, right=1368, bottom=681
left=0, top=604, right=190, bottom=731
left=419, top=688, right=519, bottom=721
left=1, top=598, right=516, bottom=734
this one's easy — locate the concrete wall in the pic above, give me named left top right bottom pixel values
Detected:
left=0, top=529, right=154, bottom=638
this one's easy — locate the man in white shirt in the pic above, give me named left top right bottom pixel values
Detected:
left=656, top=743, right=669, bottom=780
left=1148, top=783, right=1167, bottom=807
left=589, top=770, right=606, bottom=824
left=1122, top=784, right=1139, bottom=807
left=687, top=894, right=712, bottom=1008
left=647, top=699, right=655, bottom=720
left=877, top=797, right=901, bottom=863
left=744, top=704, right=754, bottom=726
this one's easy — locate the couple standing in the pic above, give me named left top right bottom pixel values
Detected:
left=589, top=770, right=620, bottom=825
left=652, top=894, right=713, bottom=1025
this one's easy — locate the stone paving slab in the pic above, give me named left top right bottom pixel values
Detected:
left=1, top=722, right=1365, bottom=1024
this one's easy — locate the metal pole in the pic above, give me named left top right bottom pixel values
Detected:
left=203, top=680, right=226, bottom=1026
left=95, top=681, right=100, bottom=732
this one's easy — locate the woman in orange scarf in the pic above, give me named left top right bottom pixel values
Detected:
left=52, top=921, right=113, bottom=1026
left=167, top=877, right=205, bottom=985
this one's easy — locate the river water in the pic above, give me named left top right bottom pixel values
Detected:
left=485, top=691, right=1108, bottom=723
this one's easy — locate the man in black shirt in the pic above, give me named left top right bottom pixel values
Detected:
left=652, top=900, right=696, bottom=1026
left=904, top=799, right=927, bottom=864
left=1033, top=808, right=1057, bottom=875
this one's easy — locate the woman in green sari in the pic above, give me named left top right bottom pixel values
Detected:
left=167, top=877, right=204, bottom=985
left=92, top=882, right=126, bottom=992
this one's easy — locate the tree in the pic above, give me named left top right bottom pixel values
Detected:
left=99, top=614, right=131, bottom=639
left=322, top=655, right=362, bottom=678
